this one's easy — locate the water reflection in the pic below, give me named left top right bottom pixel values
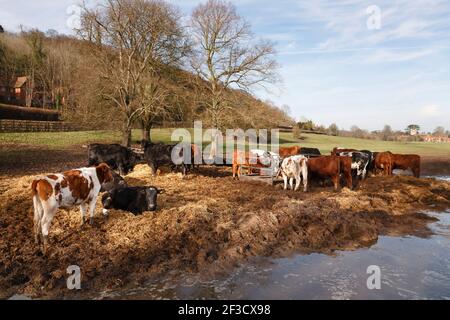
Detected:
left=102, top=210, right=450, bottom=300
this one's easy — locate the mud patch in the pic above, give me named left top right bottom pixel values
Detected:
left=0, top=164, right=449, bottom=299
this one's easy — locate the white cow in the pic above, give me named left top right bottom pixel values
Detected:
left=280, top=155, right=308, bottom=192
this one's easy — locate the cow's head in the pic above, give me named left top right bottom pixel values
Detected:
left=96, top=163, right=113, bottom=184
left=145, top=187, right=164, bottom=211
left=101, top=191, right=113, bottom=211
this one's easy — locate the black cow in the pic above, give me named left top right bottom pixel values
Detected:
left=101, top=186, right=164, bottom=215
left=335, top=151, right=370, bottom=181
left=141, top=141, right=192, bottom=176
left=88, top=143, right=142, bottom=175
left=299, top=147, right=321, bottom=157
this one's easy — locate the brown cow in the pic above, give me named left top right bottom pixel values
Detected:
left=331, top=147, right=357, bottom=155
left=307, top=155, right=341, bottom=190
left=232, top=150, right=267, bottom=178
left=374, top=152, right=393, bottom=176
left=279, top=146, right=301, bottom=157
left=391, top=154, right=421, bottom=178
left=338, top=156, right=353, bottom=189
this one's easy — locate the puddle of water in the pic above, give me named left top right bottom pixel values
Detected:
left=103, top=209, right=450, bottom=300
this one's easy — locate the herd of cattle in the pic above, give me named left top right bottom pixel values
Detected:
left=30, top=141, right=421, bottom=253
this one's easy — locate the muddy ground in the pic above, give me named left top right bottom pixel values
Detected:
left=0, top=147, right=449, bottom=299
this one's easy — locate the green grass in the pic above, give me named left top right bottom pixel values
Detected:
left=1, top=129, right=449, bottom=157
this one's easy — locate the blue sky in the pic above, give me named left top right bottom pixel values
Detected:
left=1, top=0, right=449, bottom=132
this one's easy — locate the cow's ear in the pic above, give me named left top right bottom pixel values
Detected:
left=157, top=188, right=165, bottom=194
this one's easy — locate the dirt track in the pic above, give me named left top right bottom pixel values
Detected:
left=0, top=162, right=449, bottom=299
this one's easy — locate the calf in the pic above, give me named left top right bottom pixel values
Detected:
left=307, top=155, right=341, bottom=190
left=88, top=143, right=142, bottom=175
left=391, top=154, right=421, bottom=178
left=280, top=155, right=308, bottom=192
left=374, top=152, right=393, bottom=176
left=31, top=163, right=113, bottom=254
left=101, top=186, right=164, bottom=215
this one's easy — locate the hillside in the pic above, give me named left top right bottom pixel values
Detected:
left=0, top=32, right=293, bottom=130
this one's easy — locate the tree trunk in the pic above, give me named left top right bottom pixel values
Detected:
left=140, top=121, right=152, bottom=143
left=122, top=122, right=132, bottom=147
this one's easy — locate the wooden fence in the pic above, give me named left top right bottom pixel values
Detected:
left=0, top=120, right=81, bottom=133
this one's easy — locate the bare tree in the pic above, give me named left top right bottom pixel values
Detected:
left=78, top=0, right=189, bottom=146
left=190, top=0, right=278, bottom=131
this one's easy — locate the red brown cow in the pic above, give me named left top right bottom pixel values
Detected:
left=279, top=146, right=301, bottom=157
left=307, top=155, right=341, bottom=190
left=338, top=156, right=353, bottom=189
left=391, top=154, right=421, bottom=178
left=374, top=152, right=393, bottom=176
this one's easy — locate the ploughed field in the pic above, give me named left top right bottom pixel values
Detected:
left=0, top=161, right=449, bottom=299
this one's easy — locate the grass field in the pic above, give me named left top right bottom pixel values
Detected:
left=1, top=129, right=450, bottom=157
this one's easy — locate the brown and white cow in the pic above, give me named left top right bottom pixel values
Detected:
left=31, top=163, right=112, bottom=253
left=307, top=155, right=341, bottom=190
left=331, top=147, right=357, bottom=155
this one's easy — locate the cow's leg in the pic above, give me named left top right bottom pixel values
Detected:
left=148, top=162, right=157, bottom=176
left=289, top=177, right=294, bottom=190
left=32, top=196, right=43, bottom=244
left=332, top=175, right=339, bottom=191
left=294, top=175, right=301, bottom=191
left=40, top=200, right=57, bottom=255
left=80, top=203, right=87, bottom=226
left=282, top=173, right=288, bottom=190
left=302, top=166, right=308, bottom=192
left=88, top=197, right=97, bottom=226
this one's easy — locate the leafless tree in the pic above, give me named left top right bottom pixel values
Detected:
left=190, top=0, right=279, bottom=131
left=78, top=0, right=189, bottom=146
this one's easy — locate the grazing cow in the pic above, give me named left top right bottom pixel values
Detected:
left=280, top=155, right=308, bottom=192
left=88, top=143, right=142, bottom=175
left=391, top=154, right=421, bottom=178
left=101, top=186, right=164, bottom=215
left=141, top=141, right=192, bottom=176
left=299, top=147, right=321, bottom=157
left=100, top=171, right=128, bottom=192
left=338, top=156, right=353, bottom=189
left=307, top=155, right=341, bottom=190
left=334, top=151, right=370, bottom=180
left=31, top=163, right=113, bottom=254
left=279, top=146, right=301, bottom=157
left=374, top=152, right=393, bottom=176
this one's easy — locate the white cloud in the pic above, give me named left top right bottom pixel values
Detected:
left=420, top=105, right=441, bottom=117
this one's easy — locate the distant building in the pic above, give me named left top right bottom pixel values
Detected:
left=0, top=76, right=34, bottom=107
left=423, top=135, right=450, bottom=143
